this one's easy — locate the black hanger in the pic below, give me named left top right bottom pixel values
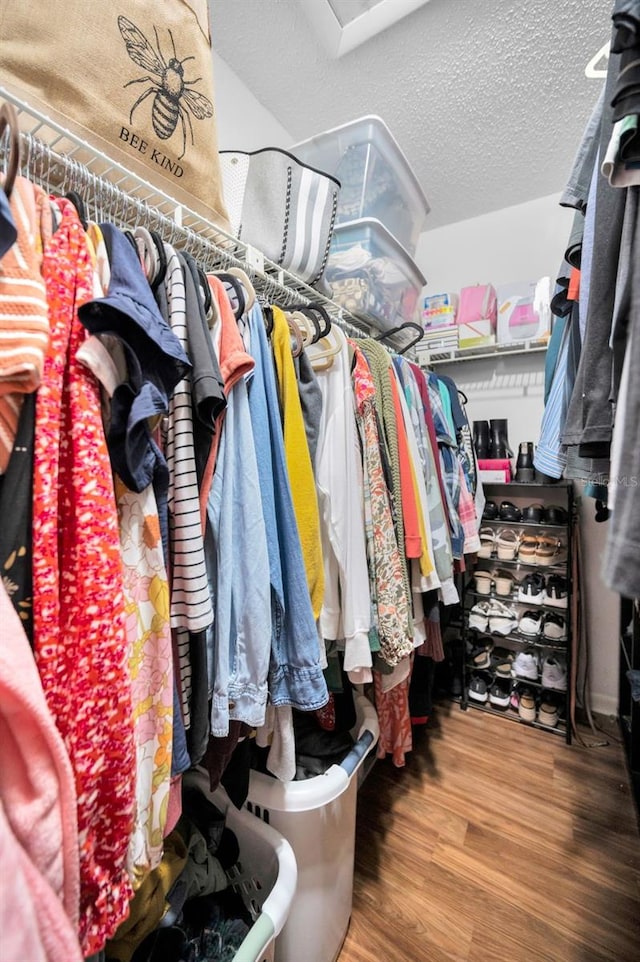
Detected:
left=311, top=304, right=332, bottom=339
left=149, top=231, right=168, bottom=291
left=196, top=265, right=213, bottom=316
left=122, top=229, right=139, bottom=255
left=374, top=321, right=423, bottom=355
left=291, top=306, right=321, bottom=343
left=65, top=190, right=88, bottom=230
left=263, top=305, right=274, bottom=337
left=288, top=303, right=331, bottom=341
left=458, top=389, right=469, bottom=405
left=217, top=271, right=245, bottom=321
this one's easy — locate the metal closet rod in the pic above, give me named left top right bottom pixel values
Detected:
left=0, top=88, right=375, bottom=342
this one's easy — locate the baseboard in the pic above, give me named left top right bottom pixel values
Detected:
left=588, top=693, right=618, bottom=717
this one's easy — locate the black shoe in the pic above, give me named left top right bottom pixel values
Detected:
left=489, top=419, right=513, bottom=459
left=515, top=441, right=535, bottom=482
left=482, top=500, right=499, bottom=520
left=473, top=420, right=491, bottom=459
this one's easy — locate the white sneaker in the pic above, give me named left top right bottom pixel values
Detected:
left=488, top=600, right=518, bottom=635
left=519, top=610, right=542, bottom=636
left=541, top=656, right=567, bottom=691
left=543, top=613, right=567, bottom=642
left=514, top=651, right=539, bottom=680
left=469, top=601, right=492, bottom=631
left=545, top=575, right=568, bottom=609
left=517, top=573, right=546, bottom=606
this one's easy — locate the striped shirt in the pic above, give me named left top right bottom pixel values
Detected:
left=163, top=245, right=213, bottom=636
left=0, top=176, right=50, bottom=471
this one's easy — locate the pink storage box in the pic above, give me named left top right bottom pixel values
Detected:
left=477, top=458, right=512, bottom=483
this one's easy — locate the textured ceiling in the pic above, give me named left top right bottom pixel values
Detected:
left=210, top=0, right=611, bottom=230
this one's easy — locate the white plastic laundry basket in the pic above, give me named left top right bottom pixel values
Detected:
left=245, top=693, right=379, bottom=962
left=183, top=776, right=298, bottom=962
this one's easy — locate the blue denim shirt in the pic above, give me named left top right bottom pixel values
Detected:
left=246, top=305, right=328, bottom=711
left=207, top=361, right=271, bottom=738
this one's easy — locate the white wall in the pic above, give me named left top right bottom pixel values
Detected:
left=213, top=51, right=293, bottom=150
left=416, top=193, right=619, bottom=718
left=415, top=193, right=574, bottom=294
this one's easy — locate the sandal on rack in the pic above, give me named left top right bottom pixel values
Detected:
left=496, top=528, right=520, bottom=560
left=492, top=569, right=514, bottom=597
left=474, top=570, right=493, bottom=595
left=478, top=527, right=496, bottom=559
left=535, top=537, right=562, bottom=566
left=518, top=534, right=538, bottom=564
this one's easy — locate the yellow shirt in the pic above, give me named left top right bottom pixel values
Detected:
left=271, top=306, right=325, bottom=619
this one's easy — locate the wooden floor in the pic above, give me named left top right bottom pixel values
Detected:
left=338, top=702, right=640, bottom=962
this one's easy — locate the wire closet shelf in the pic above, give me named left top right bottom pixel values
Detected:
left=0, top=85, right=416, bottom=349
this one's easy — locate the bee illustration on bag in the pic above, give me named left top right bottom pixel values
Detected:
left=118, top=15, right=213, bottom=160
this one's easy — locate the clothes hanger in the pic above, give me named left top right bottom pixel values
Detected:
left=148, top=231, right=168, bottom=291
left=374, top=321, right=423, bottom=355
left=307, top=304, right=332, bottom=339
left=65, top=190, right=89, bottom=230
left=287, top=303, right=331, bottom=341
left=458, top=388, right=469, bottom=405
left=286, top=313, right=304, bottom=358
left=286, top=309, right=317, bottom=347
left=216, top=271, right=246, bottom=321
left=196, top=264, right=213, bottom=316
left=226, top=266, right=256, bottom=313
left=0, top=101, right=21, bottom=199
left=263, top=305, right=274, bottom=337
left=134, top=226, right=160, bottom=286
left=306, top=324, right=342, bottom=371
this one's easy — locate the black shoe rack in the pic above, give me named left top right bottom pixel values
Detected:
left=460, top=480, right=574, bottom=743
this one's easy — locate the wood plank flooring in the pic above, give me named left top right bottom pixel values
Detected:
left=338, top=702, right=640, bottom=962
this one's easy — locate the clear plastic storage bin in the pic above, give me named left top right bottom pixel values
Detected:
left=245, top=694, right=379, bottom=962
left=291, top=115, right=430, bottom=256
left=326, top=216, right=426, bottom=331
left=184, top=775, right=298, bottom=962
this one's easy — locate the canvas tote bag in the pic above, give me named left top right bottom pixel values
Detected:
left=0, top=0, right=230, bottom=231
left=220, top=148, right=340, bottom=286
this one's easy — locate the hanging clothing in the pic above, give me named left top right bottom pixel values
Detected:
left=32, top=199, right=136, bottom=954
left=358, top=338, right=412, bottom=620
left=271, top=305, right=325, bottom=620
left=0, top=581, right=80, bottom=933
left=77, top=332, right=174, bottom=888
left=206, top=296, right=271, bottom=737
left=0, top=176, right=49, bottom=472
left=244, top=304, right=329, bottom=712
left=351, top=343, right=413, bottom=668
left=314, top=324, right=373, bottom=683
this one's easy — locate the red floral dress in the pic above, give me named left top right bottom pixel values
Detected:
left=32, top=199, right=135, bottom=954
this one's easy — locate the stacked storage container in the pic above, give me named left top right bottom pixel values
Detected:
left=292, top=116, right=429, bottom=331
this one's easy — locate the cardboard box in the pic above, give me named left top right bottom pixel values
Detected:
left=423, top=292, right=458, bottom=329
left=496, top=278, right=552, bottom=345
left=478, top=458, right=512, bottom=483
left=458, top=319, right=496, bottom=349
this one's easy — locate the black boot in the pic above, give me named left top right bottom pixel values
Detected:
left=489, top=419, right=513, bottom=459
left=515, top=441, right=535, bottom=482
left=473, top=420, right=490, bottom=459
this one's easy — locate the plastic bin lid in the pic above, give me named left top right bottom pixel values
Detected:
left=291, top=115, right=430, bottom=220
left=331, top=217, right=426, bottom=287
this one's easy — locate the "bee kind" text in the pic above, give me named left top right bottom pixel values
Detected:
left=119, top=126, right=184, bottom=178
